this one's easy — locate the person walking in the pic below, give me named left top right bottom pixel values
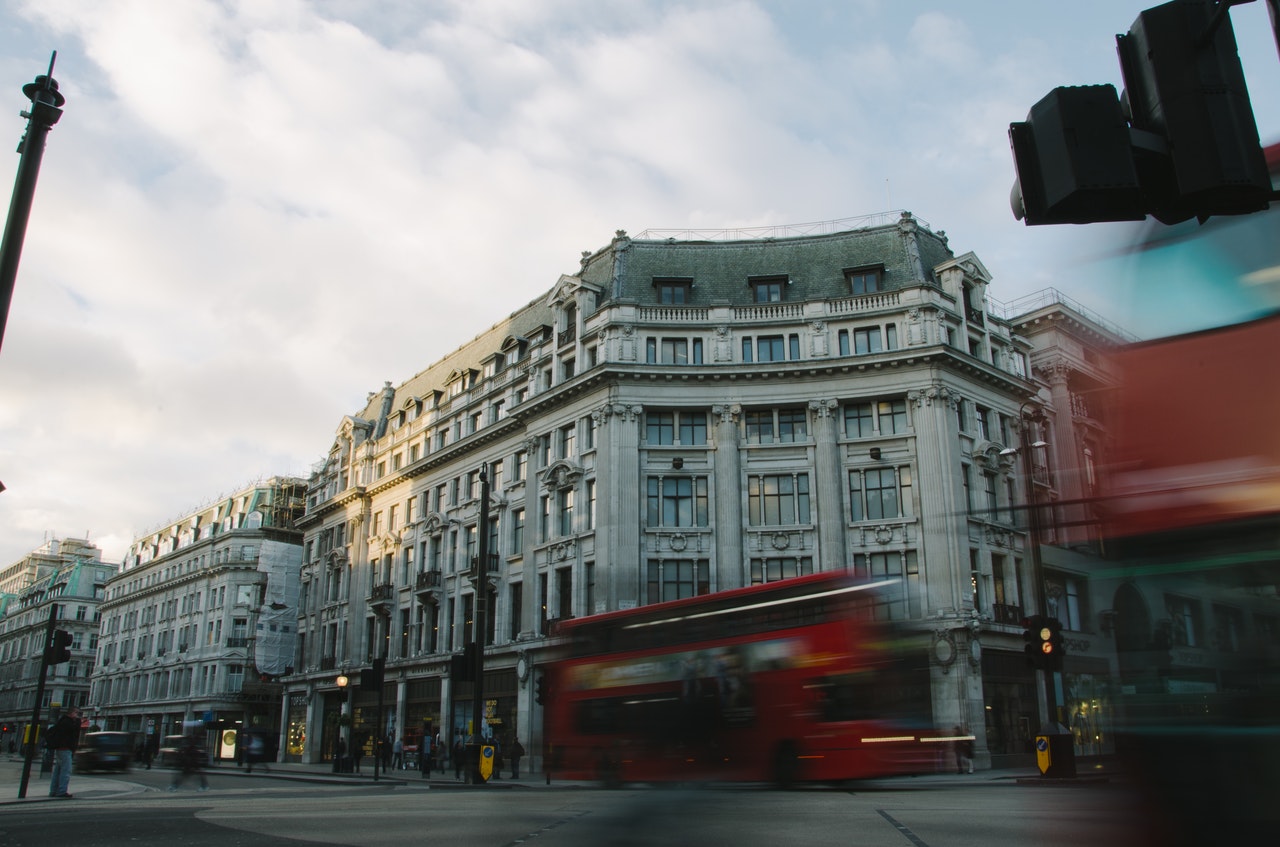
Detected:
left=351, top=733, right=363, bottom=773
left=510, top=738, right=525, bottom=779
left=334, top=735, right=346, bottom=773
left=392, top=736, right=404, bottom=770
left=453, top=731, right=465, bottom=781
left=168, top=730, right=210, bottom=791
left=45, top=705, right=81, bottom=798
left=953, top=725, right=974, bottom=775
left=420, top=732, right=433, bottom=778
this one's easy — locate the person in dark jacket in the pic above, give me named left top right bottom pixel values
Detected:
left=46, top=706, right=81, bottom=798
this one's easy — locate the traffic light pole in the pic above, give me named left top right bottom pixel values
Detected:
left=16, top=605, right=59, bottom=799
left=1019, top=408, right=1075, bottom=778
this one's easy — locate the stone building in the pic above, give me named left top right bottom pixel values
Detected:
left=281, top=212, right=1125, bottom=771
left=90, top=478, right=305, bottom=759
left=0, top=538, right=116, bottom=749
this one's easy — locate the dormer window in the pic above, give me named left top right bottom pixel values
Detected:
left=844, top=265, right=883, bottom=295
left=654, top=277, right=693, bottom=304
left=749, top=275, right=787, bottom=303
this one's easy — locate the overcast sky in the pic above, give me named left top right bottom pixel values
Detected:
left=1, top=0, right=1277, bottom=567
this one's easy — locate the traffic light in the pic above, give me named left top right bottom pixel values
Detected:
left=1044, top=617, right=1066, bottom=671
left=46, top=629, right=72, bottom=664
left=1009, top=85, right=1145, bottom=225
left=1117, top=0, right=1269, bottom=223
left=1010, top=0, right=1270, bottom=226
left=534, top=674, right=546, bottom=706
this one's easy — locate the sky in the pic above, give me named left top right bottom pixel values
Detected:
left=1, top=0, right=1277, bottom=567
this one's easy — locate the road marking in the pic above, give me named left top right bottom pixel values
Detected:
left=506, top=810, right=591, bottom=845
left=876, top=809, right=931, bottom=847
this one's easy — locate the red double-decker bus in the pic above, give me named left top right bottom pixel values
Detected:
left=543, top=571, right=939, bottom=787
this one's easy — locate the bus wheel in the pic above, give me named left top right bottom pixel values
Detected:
left=773, top=741, right=799, bottom=789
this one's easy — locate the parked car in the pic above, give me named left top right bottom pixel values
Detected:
left=74, top=731, right=134, bottom=773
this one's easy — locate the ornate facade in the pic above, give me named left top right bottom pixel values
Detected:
left=282, top=212, right=1124, bottom=770
left=0, top=538, right=116, bottom=749
left=90, top=478, right=305, bottom=758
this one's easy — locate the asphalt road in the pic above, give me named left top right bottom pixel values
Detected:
left=0, top=772, right=1157, bottom=847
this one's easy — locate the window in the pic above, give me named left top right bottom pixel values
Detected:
left=975, top=405, right=992, bottom=441
left=646, top=476, right=710, bottom=527
left=844, top=402, right=875, bottom=438
left=645, top=411, right=708, bottom=445
left=560, top=423, right=576, bottom=458
left=749, top=275, right=786, bottom=302
left=750, top=557, right=813, bottom=585
left=510, top=509, right=525, bottom=553
left=849, top=467, right=912, bottom=521
left=845, top=266, right=882, bottom=295
left=755, top=335, right=785, bottom=362
left=844, top=399, right=907, bottom=437
left=878, top=400, right=908, bottom=434
left=647, top=337, right=702, bottom=365
left=747, top=473, right=811, bottom=525
left=744, top=407, right=808, bottom=444
left=655, top=278, right=692, bottom=304
left=854, top=328, right=882, bottom=354
left=513, top=450, right=527, bottom=483
left=558, top=488, right=575, bottom=536
left=646, top=559, right=710, bottom=604
left=852, top=550, right=919, bottom=620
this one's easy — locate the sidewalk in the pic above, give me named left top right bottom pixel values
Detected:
left=2, top=755, right=1113, bottom=805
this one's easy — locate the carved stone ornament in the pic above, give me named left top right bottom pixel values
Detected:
left=542, top=460, right=584, bottom=492
left=771, top=532, right=791, bottom=551
left=874, top=525, right=894, bottom=545
left=668, top=533, right=688, bottom=552
left=553, top=541, right=576, bottom=561
left=808, top=398, right=837, bottom=419
left=908, top=384, right=952, bottom=408
left=933, top=632, right=958, bottom=672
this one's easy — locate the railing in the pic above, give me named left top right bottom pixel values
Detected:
left=415, top=570, right=443, bottom=591
left=371, top=582, right=395, bottom=601
left=320, top=655, right=337, bottom=671
left=557, top=325, right=576, bottom=347
left=992, top=603, right=1025, bottom=626
left=226, top=637, right=251, bottom=648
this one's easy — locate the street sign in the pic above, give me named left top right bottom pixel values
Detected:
left=479, top=745, right=494, bottom=782
left=1036, top=736, right=1051, bottom=775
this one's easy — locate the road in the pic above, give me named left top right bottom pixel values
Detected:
left=1, top=769, right=1152, bottom=847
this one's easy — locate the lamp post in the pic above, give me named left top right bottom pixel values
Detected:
left=335, top=673, right=352, bottom=772
left=1014, top=402, right=1075, bottom=777
left=1, top=53, right=64, bottom=354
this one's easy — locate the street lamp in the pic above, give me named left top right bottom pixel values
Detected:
left=1012, top=401, right=1076, bottom=777
left=335, top=673, right=352, bottom=773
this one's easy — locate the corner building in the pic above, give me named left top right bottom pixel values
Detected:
left=286, top=212, right=1110, bottom=771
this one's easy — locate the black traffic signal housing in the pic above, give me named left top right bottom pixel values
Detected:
left=1010, top=0, right=1271, bottom=226
left=534, top=674, right=546, bottom=706
left=46, top=629, right=72, bottom=665
left=1010, top=85, right=1145, bottom=225
left=1117, top=0, right=1269, bottom=224
left=1044, top=617, right=1066, bottom=671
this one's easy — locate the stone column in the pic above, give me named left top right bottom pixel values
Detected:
left=907, top=384, right=964, bottom=617
left=600, top=403, right=642, bottom=609
left=520, top=436, right=542, bottom=638
left=712, top=404, right=744, bottom=589
left=808, top=398, right=846, bottom=570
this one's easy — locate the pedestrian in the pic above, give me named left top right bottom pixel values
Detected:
left=510, top=738, right=525, bottom=779
left=491, top=735, right=503, bottom=779
left=351, top=733, right=363, bottom=773
left=45, top=705, right=81, bottom=798
left=245, top=731, right=269, bottom=773
left=453, top=731, right=465, bottom=781
left=420, top=732, right=433, bottom=778
left=953, top=725, right=974, bottom=775
left=334, top=735, right=346, bottom=773
left=382, top=732, right=394, bottom=770
left=168, top=730, right=210, bottom=791
left=435, top=731, right=445, bottom=774
left=392, top=736, right=404, bottom=770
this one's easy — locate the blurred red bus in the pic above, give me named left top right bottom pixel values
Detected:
left=543, top=571, right=940, bottom=787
